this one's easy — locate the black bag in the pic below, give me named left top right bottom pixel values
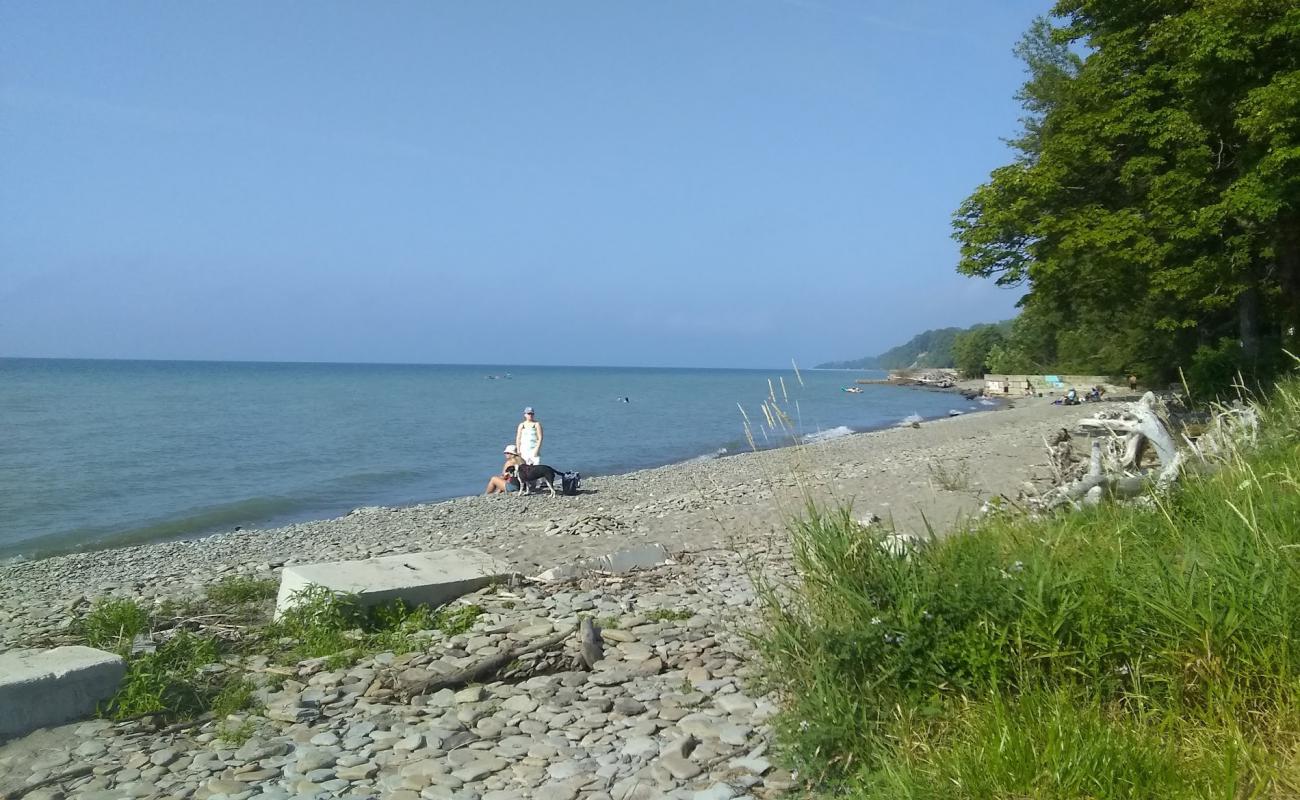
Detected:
left=560, top=471, right=581, bottom=496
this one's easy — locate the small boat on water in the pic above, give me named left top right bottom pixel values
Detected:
left=842, top=386, right=863, bottom=394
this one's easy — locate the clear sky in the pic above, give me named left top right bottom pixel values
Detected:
left=1, top=1, right=1044, bottom=369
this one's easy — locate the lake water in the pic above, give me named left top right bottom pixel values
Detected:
left=0, top=359, right=981, bottom=560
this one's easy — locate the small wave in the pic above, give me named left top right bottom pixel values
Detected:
left=899, top=413, right=924, bottom=427
left=979, top=398, right=998, bottom=406
left=803, top=425, right=855, bottom=444
left=682, top=447, right=729, bottom=464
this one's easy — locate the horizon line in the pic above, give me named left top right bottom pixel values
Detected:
left=0, top=354, right=825, bottom=372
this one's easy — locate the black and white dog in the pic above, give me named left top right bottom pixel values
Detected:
left=506, top=463, right=561, bottom=496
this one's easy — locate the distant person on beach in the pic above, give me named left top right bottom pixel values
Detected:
left=516, top=407, right=543, bottom=465
left=486, top=445, right=524, bottom=494
left=1128, top=373, right=1139, bottom=391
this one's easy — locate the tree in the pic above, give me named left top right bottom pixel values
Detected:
left=952, top=325, right=1007, bottom=378
left=954, top=2, right=1300, bottom=390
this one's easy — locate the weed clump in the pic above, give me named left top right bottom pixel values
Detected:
left=100, top=630, right=221, bottom=720
left=758, top=377, right=1300, bottom=797
left=80, top=597, right=149, bottom=654
left=80, top=582, right=482, bottom=722
left=264, top=586, right=482, bottom=666
left=205, top=575, right=278, bottom=606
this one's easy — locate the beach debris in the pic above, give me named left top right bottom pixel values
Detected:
left=386, top=620, right=579, bottom=700
left=274, top=549, right=516, bottom=619
left=532, top=543, right=675, bottom=583
left=856, top=512, right=883, bottom=528
left=1028, top=389, right=1266, bottom=513
left=1076, top=391, right=1182, bottom=485
left=877, top=531, right=926, bottom=558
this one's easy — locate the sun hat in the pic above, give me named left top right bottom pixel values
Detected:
left=524, top=407, right=534, bottom=414
left=503, top=444, right=519, bottom=455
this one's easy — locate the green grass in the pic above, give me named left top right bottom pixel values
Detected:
left=263, top=586, right=483, bottom=666
left=210, top=677, right=260, bottom=719
left=205, top=575, right=279, bottom=606
left=645, top=608, right=694, bottom=622
left=80, top=582, right=481, bottom=721
left=99, top=630, right=222, bottom=719
left=80, top=597, right=150, bottom=655
left=216, top=719, right=257, bottom=745
left=757, top=377, right=1300, bottom=798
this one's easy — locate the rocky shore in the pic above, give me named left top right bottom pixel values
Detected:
left=0, top=398, right=1084, bottom=799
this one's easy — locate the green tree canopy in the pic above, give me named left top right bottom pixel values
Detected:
left=953, top=324, right=1008, bottom=377
left=955, top=1, right=1300, bottom=389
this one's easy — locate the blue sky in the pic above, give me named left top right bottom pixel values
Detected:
left=1, top=1, right=1044, bottom=368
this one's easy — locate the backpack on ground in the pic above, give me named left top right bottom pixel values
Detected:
left=561, top=471, right=581, bottom=496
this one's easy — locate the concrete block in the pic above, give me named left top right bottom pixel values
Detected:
left=0, top=646, right=127, bottom=740
left=532, top=543, right=674, bottom=582
left=275, top=548, right=516, bottom=618
left=593, top=543, right=673, bottom=573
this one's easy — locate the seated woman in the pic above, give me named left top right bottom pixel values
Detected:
left=486, top=445, right=525, bottom=494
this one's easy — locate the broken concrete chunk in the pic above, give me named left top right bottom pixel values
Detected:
left=275, top=548, right=516, bottom=618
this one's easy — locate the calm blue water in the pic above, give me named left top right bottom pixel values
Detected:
left=0, top=359, right=979, bottom=560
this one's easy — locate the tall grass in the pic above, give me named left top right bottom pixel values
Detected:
left=757, top=377, right=1300, bottom=798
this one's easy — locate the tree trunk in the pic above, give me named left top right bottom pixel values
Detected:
left=1279, top=218, right=1300, bottom=353
left=1238, top=278, right=1262, bottom=366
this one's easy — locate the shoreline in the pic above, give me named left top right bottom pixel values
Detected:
left=1, top=394, right=1077, bottom=653
left=1, top=386, right=996, bottom=565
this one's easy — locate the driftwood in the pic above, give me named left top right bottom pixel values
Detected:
left=1027, top=390, right=1267, bottom=513
left=1028, top=392, right=1184, bottom=510
left=2, top=766, right=94, bottom=800
left=394, top=622, right=577, bottom=700
left=1076, top=391, right=1182, bottom=485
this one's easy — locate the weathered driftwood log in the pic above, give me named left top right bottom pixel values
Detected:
left=394, top=622, right=577, bottom=700
left=1077, top=391, right=1182, bottom=484
left=1189, top=402, right=1262, bottom=461
left=2, top=766, right=95, bottom=800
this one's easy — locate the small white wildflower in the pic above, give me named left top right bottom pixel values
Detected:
left=798, top=720, right=810, bottom=731
left=870, top=617, right=882, bottom=625
left=1115, top=664, right=1131, bottom=676
left=1010, top=560, right=1025, bottom=573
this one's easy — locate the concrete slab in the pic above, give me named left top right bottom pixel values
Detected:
left=593, top=543, right=673, bottom=573
left=275, top=548, right=517, bottom=618
left=0, top=646, right=126, bottom=741
left=532, top=543, right=674, bottom=582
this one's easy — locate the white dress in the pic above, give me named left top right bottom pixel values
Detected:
left=518, top=422, right=541, bottom=465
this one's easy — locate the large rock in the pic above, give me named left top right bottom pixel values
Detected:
left=0, top=646, right=127, bottom=740
left=275, top=548, right=516, bottom=618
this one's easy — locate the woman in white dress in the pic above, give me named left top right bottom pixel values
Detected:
left=516, top=407, right=543, bottom=465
